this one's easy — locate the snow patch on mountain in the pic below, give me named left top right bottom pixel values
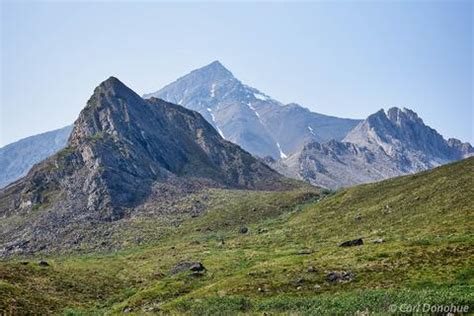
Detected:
left=254, top=92, right=269, bottom=101
left=247, top=102, right=260, bottom=118
left=276, top=142, right=288, bottom=159
left=210, top=83, right=216, bottom=98
left=207, top=108, right=225, bottom=138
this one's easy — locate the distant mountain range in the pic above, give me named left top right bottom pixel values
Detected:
left=0, top=126, right=73, bottom=188
left=271, top=107, right=473, bottom=188
left=0, top=77, right=298, bottom=257
left=0, top=61, right=472, bottom=190
left=144, top=61, right=360, bottom=159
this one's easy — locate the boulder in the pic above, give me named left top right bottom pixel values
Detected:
left=38, top=260, right=49, bottom=267
left=293, top=278, right=305, bottom=285
left=326, top=271, right=354, bottom=283
left=170, top=262, right=206, bottom=275
left=339, top=238, right=363, bottom=247
left=297, top=249, right=313, bottom=255
left=239, top=226, right=248, bottom=234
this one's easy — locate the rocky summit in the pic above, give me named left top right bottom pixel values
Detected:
left=144, top=61, right=360, bottom=159
left=0, top=77, right=298, bottom=257
left=273, top=107, right=473, bottom=189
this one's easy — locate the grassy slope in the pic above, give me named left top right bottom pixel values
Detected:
left=1, top=158, right=473, bottom=315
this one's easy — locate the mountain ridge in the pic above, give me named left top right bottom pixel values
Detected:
left=273, top=106, right=473, bottom=188
left=144, top=60, right=361, bottom=159
left=1, top=63, right=472, bottom=191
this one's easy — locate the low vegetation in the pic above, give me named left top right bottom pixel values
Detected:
left=1, top=158, right=473, bottom=314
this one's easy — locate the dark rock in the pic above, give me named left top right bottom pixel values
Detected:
left=293, top=278, right=305, bottom=285
left=170, top=262, right=206, bottom=275
left=307, top=266, right=317, bottom=273
left=354, top=214, right=362, bottom=221
left=20, top=261, right=29, bottom=265
left=38, top=260, right=49, bottom=266
left=339, top=238, right=363, bottom=247
left=297, top=249, right=313, bottom=255
left=239, top=226, right=248, bottom=234
left=326, top=271, right=355, bottom=283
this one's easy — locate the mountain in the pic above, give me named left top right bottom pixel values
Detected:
left=2, top=156, right=472, bottom=314
left=0, top=125, right=72, bottom=188
left=0, top=61, right=359, bottom=188
left=273, top=107, right=473, bottom=189
left=0, top=77, right=299, bottom=257
left=144, top=60, right=361, bottom=159
left=344, top=107, right=473, bottom=166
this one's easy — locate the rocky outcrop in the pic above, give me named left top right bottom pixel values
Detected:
left=344, top=107, right=473, bottom=168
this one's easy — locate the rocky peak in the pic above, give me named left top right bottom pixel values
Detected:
left=1, top=76, right=292, bottom=222
left=69, top=77, right=145, bottom=147
left=386, top=107, right=424, bottom=126
left=200, top=60, right=233, bottom=78
left=179, top=60, right=235, bottom=85
left=345, top=106, right=473, bottom=165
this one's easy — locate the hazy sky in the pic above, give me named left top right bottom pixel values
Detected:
left=1, top=1, right=472, bottom=147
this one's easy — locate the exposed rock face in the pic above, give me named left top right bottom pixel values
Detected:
left=0, top=125, right=72, bottom=188
left=0, top=77, right=294, bottom=257
left=344, top=107, right=473, bottom=167
left=272, top=108, right=473, bottom=189
left=144, top=61, right=360, bottom=159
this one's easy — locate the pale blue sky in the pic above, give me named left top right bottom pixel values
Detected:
left=1, top=0, right=472, bottom=147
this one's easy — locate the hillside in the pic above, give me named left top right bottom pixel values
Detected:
left=1, top=157, right=472, bottom=314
